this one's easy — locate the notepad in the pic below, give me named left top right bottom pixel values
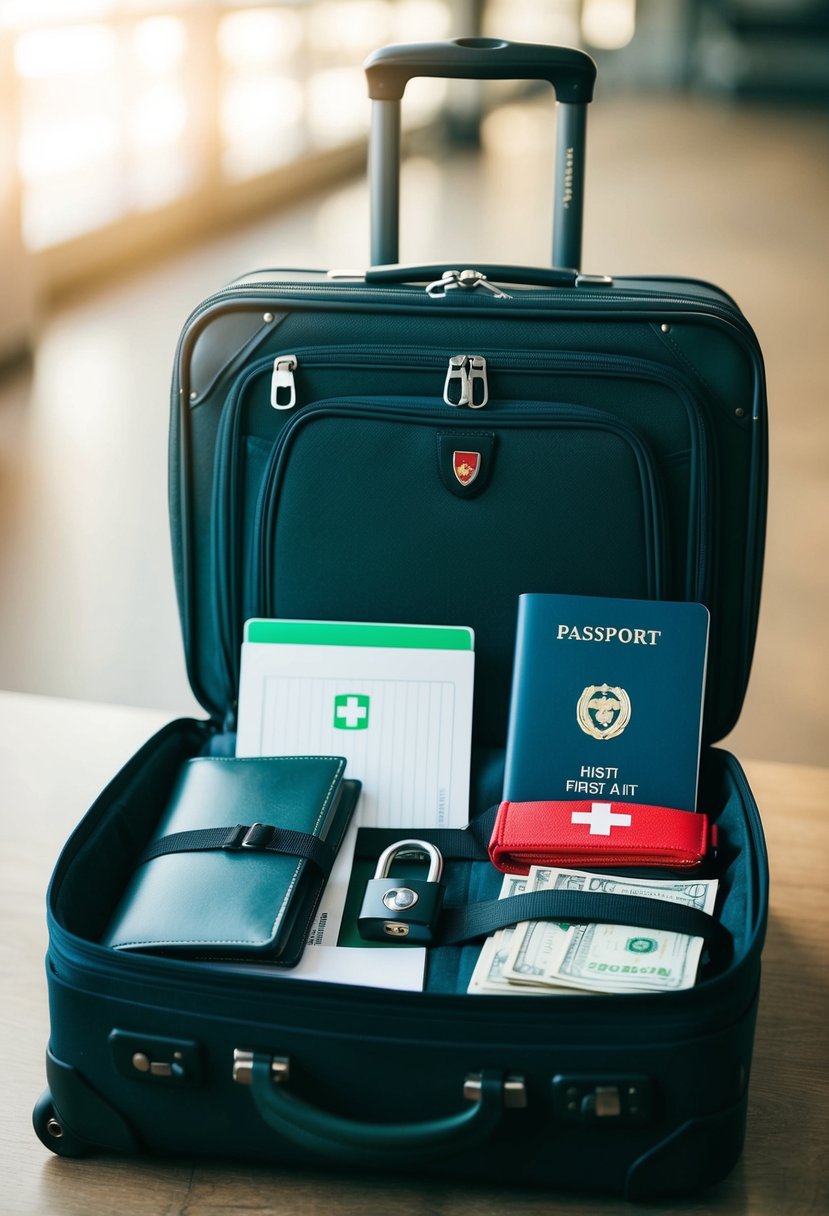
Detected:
left=236, top=619, right=475, bottom=831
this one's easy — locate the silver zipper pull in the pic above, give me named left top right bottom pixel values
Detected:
left=443, top=355, right=488, bottom=408
left=467, top=355, right=488, bottom=408
left=427, top=270, right=461, bottom=298
left=271, top=355, right=297, bottom=409
left=444, top=354, right=470, bottom=405
left=426, top=269, right=509, bottom=299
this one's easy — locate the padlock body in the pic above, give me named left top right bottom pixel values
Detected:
left=357, top=878, right=444, bottom=943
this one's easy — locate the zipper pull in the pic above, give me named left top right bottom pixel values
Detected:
left=444, top=355, right=470, bottom=406
left=426, top=269, right=510, bottom=299
left=467, top=355, right=489, bottom=407
left=271, top=354, right=297, bottom=409
left=443, top=355, right=488, bottom=408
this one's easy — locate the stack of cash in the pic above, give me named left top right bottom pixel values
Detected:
left=467, top=866, right=718, bottom=995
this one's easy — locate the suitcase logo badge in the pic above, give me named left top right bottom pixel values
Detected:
left=453, top=451, right=481, bottom=487
left=576, top=684, right=631, bottom=740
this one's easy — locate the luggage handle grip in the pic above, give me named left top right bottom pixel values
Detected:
left=363, top=38, right=597, bottom=104
left=364, top=39, right=596, bottom=271
left=365, top=262, right=582, bottom=289
left=235, top=1053, right=508, bottom=1166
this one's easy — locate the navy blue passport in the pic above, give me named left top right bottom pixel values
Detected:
left=503, top=594, right=710, bottom=811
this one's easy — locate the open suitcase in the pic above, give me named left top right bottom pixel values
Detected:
left=34, top=40, right=769, bottom=1200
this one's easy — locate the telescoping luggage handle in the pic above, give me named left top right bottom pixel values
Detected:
left=363, top=38, right=597, bottom=271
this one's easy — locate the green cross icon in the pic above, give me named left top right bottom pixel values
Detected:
left=333, top=693, right=370, bottom=730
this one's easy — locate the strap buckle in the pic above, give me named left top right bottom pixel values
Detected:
left=224, top=822, right=275, bottom=851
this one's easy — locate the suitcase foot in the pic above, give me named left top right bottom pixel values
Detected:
left=32, top=1089, right=95, bottom=1158
left=33, top=1047, right=140, bottom=1157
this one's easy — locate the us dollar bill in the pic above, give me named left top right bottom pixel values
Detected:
left=466, top=874, right=572, bottom=995
left=502, top=867, right=719, bottom=994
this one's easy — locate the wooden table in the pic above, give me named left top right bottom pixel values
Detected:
left=2, top=691, right=827, bottom=1215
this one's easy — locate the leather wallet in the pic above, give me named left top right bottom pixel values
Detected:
left=103, top=755, right=360, bottom=965
left=488, top=798, right=717, bottom=873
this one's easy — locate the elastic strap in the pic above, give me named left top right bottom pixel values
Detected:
left=437, top=888, right=730, bottom=964
left=356, top=806, right=497, bottom=863
left=137, top=823, right=336, bottom=875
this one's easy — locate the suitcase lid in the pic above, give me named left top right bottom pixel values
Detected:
left=169, top=270, right=767, bottom=749
left=169, top=40, right=766, bottom=750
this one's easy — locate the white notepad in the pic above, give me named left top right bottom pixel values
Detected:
left=236, top=619, right=475, bottom=831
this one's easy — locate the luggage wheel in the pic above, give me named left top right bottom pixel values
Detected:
left=32, top=1089, right=95, bottom=1158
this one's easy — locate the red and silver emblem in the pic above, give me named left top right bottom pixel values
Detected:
left=453, top=451, right=481, bottom=487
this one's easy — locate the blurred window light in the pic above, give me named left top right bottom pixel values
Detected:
left=130, top=82, right=188, bottom=148
left=401, top=76, right=446, bottom=127
left=19, top=113, right=119, bottom=181
left=308, top=1, right=391, bottom=56
left=218, top=7, right=304, bottom=68
left=391, top=0, right=451, bottom=42
left=581, top=0, right=636, bottom=51
left=221, top=74, right=306, bottom=180
left=14, top=24, right=117, bottom=77
left=130, top=147, right=195, bottom=210
left=0, top=1, right=116, bottom=28
left=484, top=0, right=580, bottom=47
left=307, top=67, right=367, bottom=147
left=131, top=16, right=188, bottom=73
left=23, top=162, right=123, bottom=249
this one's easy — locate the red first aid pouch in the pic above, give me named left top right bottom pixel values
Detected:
left=488, top=798, right=717, bottom=874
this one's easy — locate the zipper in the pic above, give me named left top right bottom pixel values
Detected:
left=443, top=355, right=489, bottom=407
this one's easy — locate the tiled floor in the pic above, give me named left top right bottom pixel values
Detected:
left=1, top=93, right=827, bottom=765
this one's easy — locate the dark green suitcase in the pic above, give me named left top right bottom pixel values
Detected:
left=35, top=40, right=768, bottom=1199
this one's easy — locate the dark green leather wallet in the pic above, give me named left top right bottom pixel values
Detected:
left=103, top=755, right=360, bottom=966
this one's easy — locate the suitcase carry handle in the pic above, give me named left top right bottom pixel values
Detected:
left=364, top=261, right=582, bottom=289
left=363, top=38, right=597, bottom=270
left=235, top=1053, right=507, bottom=1166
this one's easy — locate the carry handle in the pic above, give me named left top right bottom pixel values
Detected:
left=363, top=38, right=597, bottom=271
left=364, top=262, right=582, bottom=289
left=364, top=38, right=597, bottom=103
left=235, top=1053, right=508, bottom=1167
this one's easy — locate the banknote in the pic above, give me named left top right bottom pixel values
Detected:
left=498, top=865, right=574, bottom=986
left=468, top=875, right=537, bottom=994
left=467, top=870, right=580, bottom=995
left=503, top=867, right=719, bottom=994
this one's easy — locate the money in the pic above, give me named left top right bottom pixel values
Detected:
left=467, top=873, right=582, bottom=996
left=502, top=867, right=719, bottom=995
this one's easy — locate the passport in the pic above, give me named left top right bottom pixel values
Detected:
left=502, top=593, right=710, bottom=811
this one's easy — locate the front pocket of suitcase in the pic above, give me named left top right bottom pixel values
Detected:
left=209, top=346, right=714, bottom=710
left=251, top=398, right=667, bottom=747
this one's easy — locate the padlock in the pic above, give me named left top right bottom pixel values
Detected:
left=357, top=839, right=445, bottom=944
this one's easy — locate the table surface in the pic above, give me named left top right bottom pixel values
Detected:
left=2, top=690, right=827, bottom=1216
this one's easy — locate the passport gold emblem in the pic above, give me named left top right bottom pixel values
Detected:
left=576, top=684, right=631, bottom=740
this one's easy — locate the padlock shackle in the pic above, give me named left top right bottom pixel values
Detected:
left=374, top=839, right=444, bottom=884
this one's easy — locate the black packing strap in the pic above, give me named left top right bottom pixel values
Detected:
left=438, top=888, right=731, bottom=965
left=137, top=823, right=336, bottom=876
left=355, top=806, right=498, bottom=863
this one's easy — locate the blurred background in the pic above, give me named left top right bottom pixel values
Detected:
left=0, top=0, right=827, bottom=765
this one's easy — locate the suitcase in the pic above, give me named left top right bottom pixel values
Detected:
left=33, top=39, right=769, bottom=1200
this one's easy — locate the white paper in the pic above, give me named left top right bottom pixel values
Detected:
left=236, top=642, right=474, bottom=830
left=271, top=945, right=426, bottom=990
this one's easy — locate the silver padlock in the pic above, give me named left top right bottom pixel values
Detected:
left=358, top=839, right=445, bottom=943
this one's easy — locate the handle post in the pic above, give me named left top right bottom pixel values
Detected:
left=369, top=99, right=401, bottom=267
left=364, top=39, right=597, bottom=271
left=553, top=101, right=587, bottom=270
